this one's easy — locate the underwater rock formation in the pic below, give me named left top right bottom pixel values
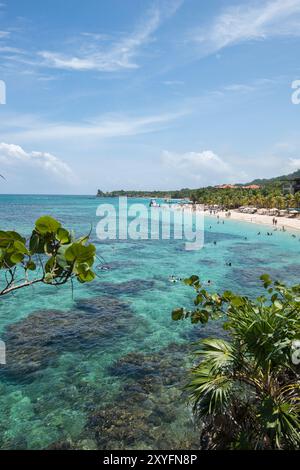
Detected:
left=89, top=279, right=156, bottom=296
left=2, top=296, right=136, bottom=378
left=86, top=343, right=200, bottom=450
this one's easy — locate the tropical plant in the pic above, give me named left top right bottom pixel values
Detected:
left=172, top=275, right=300, bottom=449
left=0, top=215, right=96, bottom=296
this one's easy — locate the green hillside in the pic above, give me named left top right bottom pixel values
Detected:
left=248, top=169, right=300, bottom=186
left=96, top=168, right=300, bottom=209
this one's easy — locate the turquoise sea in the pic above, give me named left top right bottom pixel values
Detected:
left=0, top=194, right=300, bottom=450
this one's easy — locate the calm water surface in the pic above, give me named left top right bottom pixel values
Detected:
left=0, top=195, right=299, bottom=449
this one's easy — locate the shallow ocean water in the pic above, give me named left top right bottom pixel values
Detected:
left=0, top=195, right=299, bottom=449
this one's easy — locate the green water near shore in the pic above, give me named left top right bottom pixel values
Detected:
left=0, top=195, right=299, bottom=449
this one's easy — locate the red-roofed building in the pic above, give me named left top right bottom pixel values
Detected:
left=243, top=185, right=261, bottom=190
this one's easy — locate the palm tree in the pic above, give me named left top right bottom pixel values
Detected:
left=294, top=191, right=300, bottom=209
left=174, top=276, right=300, bottom=449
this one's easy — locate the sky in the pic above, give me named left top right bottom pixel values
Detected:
left=1, top=0, right=300, bottom=194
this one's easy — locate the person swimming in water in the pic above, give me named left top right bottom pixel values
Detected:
left=98, top=264, right=111, bottom=271
left=169, top=275, right=182, bottom=283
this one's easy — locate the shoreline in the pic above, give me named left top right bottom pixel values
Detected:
left=206, top=209, right=300, bottom=232
left=167, top=203, right=300, bottom=232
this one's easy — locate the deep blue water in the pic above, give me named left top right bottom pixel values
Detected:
left=0, top=195, right=299, bottom=449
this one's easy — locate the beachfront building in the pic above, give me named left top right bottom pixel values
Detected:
left=243, top=184, right=261, bottom=190
left=282, top=177, right=300, bottom=195
left=215, top=184, right=260, bottom=190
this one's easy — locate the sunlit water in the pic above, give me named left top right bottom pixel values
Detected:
left=0, top=195, right=299, bottom=449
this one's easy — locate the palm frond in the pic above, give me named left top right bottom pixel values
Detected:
left=187, top=363, right=234, bottom=415
left=194, top=338, right=234, bottom=372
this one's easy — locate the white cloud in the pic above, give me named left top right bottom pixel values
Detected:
left=161, top=150, right=244, bottom=185
left=0, top=31, right=10, bottom=39
left=1, top=111, right=186, bottom=143
left=191, top=0, right=300, bottom=54
left=0, top=142, right=75, bottom=182
left=0, top=46, right=23, bottom=53
left=161, top=149, right=300, bottom=187
left=223, top=84, right=254, bottom=93
left=163, top=80, right=184, bottom=86
left=38, top=1, right=183, bottom=72
left=288, top=158, right=300, bottom=170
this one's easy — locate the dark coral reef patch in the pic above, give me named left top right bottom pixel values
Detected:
left=85, top=343, right=199, bottom=450
left=2, top=296, right=137, bottom=378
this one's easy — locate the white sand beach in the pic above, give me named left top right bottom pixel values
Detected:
left=212, top=209, right=300, bottom=232
left=167, top=204, right=300, bottom=232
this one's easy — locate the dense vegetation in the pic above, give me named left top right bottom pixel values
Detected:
left=0, top=216, right=96, bottom=296
left=192, top=186, right=300, bottom=209
left=96, top=188, right=192, bottom=199
left=249, top=168, right=300, bottom=186
left=97, top=168, right=300, bottom=209
left=173, top=275, right=300, bottom=449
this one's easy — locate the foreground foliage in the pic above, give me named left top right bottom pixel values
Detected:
left=0, top=215, right=96, bottom=296
left=173, top=275, right=300, bottom=449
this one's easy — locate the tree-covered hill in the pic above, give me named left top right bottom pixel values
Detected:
left=96, top=168, right=300, bottom=209
left=248, top=169, right=300, bottom=187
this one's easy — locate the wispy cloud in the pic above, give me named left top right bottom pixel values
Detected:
left=0, top=30, right=9, bottom=39
left=191, top=0, right=300, bottom=55
left=223, top=84, right=255, bottom=93
left=0, top=46, right=24, bottom=53
left=0, top=110, right=187, bottom=144
left=38, top=1, right=183, bottom=72
left=0, top=142, right=75, bottom=182
left=163, top=80, right=184, bottom=86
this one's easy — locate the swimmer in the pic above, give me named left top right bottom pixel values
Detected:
left=98, top=264, right=111, bottom=271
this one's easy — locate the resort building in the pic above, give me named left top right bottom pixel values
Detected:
left=282, top=177, right=300, bottom=194
left=215, top=184, right=260, bottom=190
left=243, top=184, right=261, bottom=190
